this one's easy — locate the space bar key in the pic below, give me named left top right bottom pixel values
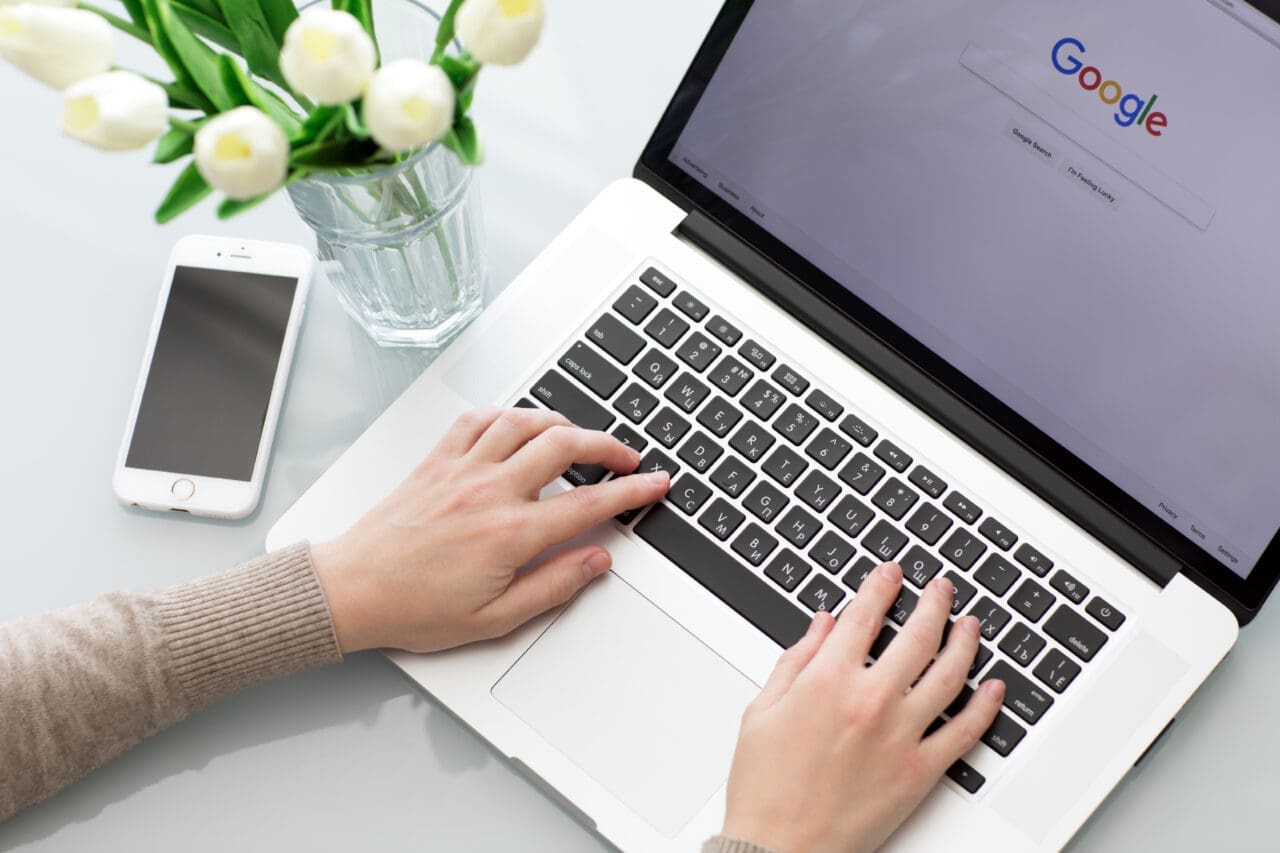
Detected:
left=634, top=504, right=810, bottom=648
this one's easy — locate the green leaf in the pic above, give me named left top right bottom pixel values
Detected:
left=333, top=0, right=375, bottom=41
left=216, top=169, right=308, bottom=219
left=78, top=3, right=152, bottom=43
left=292, top=105, right=344, bottom=145
left=155, top=162, right=212, bottom=223
left=257, top=0, right=297, bottom=45
left=432, top=0, right=465, bottom=62
left=120, top=0, right=147, bottom=28
left=143, top=0, right=238, bottom=110
left=153, top=126, right=195, bottom=163
left=289, top=135, right=379, bottom=168
left=440, top=116, right=481, bottom=165
left=171, top=1, right=240, bottom=54
left=135, top=74, right=213, bottom=111
left=216, top=0, right=288, bottom=88
left=218, top=54, right=303, bottom=135
left=436, top=54, right=480, bottom=91
left=343, top=102, right=370, bottom=139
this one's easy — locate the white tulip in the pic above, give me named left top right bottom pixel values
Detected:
left=455, top=0, right=543, bottom=66
left=279, top=8, right=376, bottom=105
left=194, top=107, right=289, bottom=200
left=0, top=5, right=113, bottom=90
left=363, top=60, right=455, bottom=152
left=0, top=0, right=76, bottom=7
left=59, top=71, right=168, bottom=151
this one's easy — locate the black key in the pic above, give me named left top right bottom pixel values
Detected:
left=874, top=440, right=912, bottom=473
left=633, top=348, right=678, bottom=389
left=969, top=596, right=1012, bottom=641
left=677, top=431, right=723, bottom=474
left=613, top=285, right=659, bottom=324
left=644, top=407, right=691, bottom=448
left=707, top=356, right=753, bottom=396
left=637, top=447, right=680, bottom=480
left=636, top=505, right=809, bottom=647
left=706, top=315, right=742, bottom=346
left=799, top=575, right=846, bottom=613
left=742, top=380, right=785, bottom=420
left=698, top=498, right=745, bottom=541
left=809, top=531, right=856, bottom=574
left=946, top=761, right=985, bottom=794
left=772, top=404, right=819, bottom=445
left=513, top=398, right=537, bottom=409
left=558, top=342, right=626, bottom=399
left=901, top=545, right=943, bottom=588
left=941, top=528, right=988, bottom=570
left=806, top=389, right=844, bottom=421
left=613, top=383, right=658, bottom=424
left=904, top=503, right=953, bottom=545
left=805, top=428, right=853, bottom=471
left=743, top=480, right=789, bottom=523
left=611, top=423, right=648, bottom=452
left=530, top=371, right=615, bottom=431
left=943, top=491, right=983, bottom=525
left=739, top=339, right=776, bottom=370
left=1009, top=579, right=1053, bottom=623
left=842, top=556, right=878, bottom=591
left=696, top=396, right=742, bottom=438
left=968, top=643, right=994, bottom=679
left=869, top=625, right=897, bottom=659
left=664, top=373, right=710, bottom=413
left=944, top=571, right=977, bottom=615
left=983, top=660, right=1054, bottom=725
left=946, top=684, right=975, bottom=718
left=862, top=520, right=909, bottom=562
left=764, top=549, right=812, bottom=592
left=672, top=290, right=709, bottom=321
left=838, top=452, right=886, bottom=496
left=777, top=506, right=822, bottom=548
left=729, top=420, right=776, bottom=462
left=639, top=266, right=676, bottom=296
left=732, top=523, right=779, bottom=566
left=982, top=712, right=1027, bottom=757
left=562, top=461, right=607, bottom=487
left=871, top=478, right=919, bottom=521
left=1049, top=570, right=1089, bottom=605
left=762, top=445, right=809, bottom=488
left=795, top=470, right=840, bottom=513
left=978, top=517, right=1018, bottom=551
left=1043, top=604, right=1107, bottom=662
left=974, top=554, right=1021, bottom=596
left=772, top=365, right=810, bottom=396
left=674, top=332, right=722, bottom=373
left=644, top=308, right=690, bottom=349
left=1086, top=597, right=1126, bottom=630
left=615, top=506, right=645, bottom=526
left=669, top=474, right=712, bottom=516
left=907, top=466, right=948, bottom=499
left=1033, top=648, right=1082, bottom=693
left=998, top=622, right=1047, bottom=667
left=889, top=586, right=920, bottom=625
left=586, top=314, right=645, bottom=364
left=1014, top=543, right=1054, bottom=577
left=839, top=413, right=878, bottom=447
left=829, top=495, right=875, bottom=538
left=709, top=455, right=756, bottom=498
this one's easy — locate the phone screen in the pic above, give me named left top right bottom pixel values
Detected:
left=125, top=265, right=299, bottom=481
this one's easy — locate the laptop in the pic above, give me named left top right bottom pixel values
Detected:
left=266, top=0, right=1280, bottom=848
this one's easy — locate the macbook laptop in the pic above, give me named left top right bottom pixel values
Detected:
left=267, top=0, right=1280, bottom=848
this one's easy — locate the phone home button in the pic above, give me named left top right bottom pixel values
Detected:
left=171, top=478, right=196, bottom=501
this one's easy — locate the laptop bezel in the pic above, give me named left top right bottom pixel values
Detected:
left=633, top=0, right=1280, bottom=620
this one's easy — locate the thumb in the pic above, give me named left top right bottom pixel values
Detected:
left=482, top=546, right=612, bottom=637
left=756, top=612, right=835, bottom=709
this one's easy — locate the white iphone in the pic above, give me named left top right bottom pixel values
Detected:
left=113, top=235, right=313, bottom=518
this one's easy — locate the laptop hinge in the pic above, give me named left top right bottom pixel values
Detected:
left=674, top=210, right=1181, bottom=589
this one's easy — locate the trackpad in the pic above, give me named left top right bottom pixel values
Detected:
left=492, top=573, right=759, bottom=837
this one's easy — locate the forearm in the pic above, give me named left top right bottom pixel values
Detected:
left=0, top=544, right=342, bottom=821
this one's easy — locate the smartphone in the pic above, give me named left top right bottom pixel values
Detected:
left=113, top=235, right=313, bottom=518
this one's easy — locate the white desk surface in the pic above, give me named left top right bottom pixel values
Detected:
left=1, top=3, right=1275, bottom=850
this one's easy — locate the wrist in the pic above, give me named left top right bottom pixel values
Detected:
left=311, top=538, right=377, bottom=654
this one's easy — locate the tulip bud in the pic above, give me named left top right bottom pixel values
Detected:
left=279, top=8, right=376, bottom=105
left=194, top=106, right=289, bottom=200
left=59, top=71, right=169, bottom=151
left=0, top=0, right=76, bottom=7
left=0, top=5, right=113, bottom=90
left=454, top=0, right=543, bottom=66
left=362, top=59, right=455, bottom=152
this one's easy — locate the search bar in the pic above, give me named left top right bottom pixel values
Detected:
left=959, top=43, right=1215, bottom=230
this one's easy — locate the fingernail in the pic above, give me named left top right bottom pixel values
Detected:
left=934, top=577, right=953, bottom=597
left=645, top=471, right=671, bottom=489
left=983, top=679, right=1006, bottom=698
left=962, top=616, right=981, bottom=637
left=585, top=551, right=612, bottom=576
left=878, top=562, right=902, bottom=581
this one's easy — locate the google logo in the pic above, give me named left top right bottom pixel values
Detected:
left=1051, top=37, right=1168, bottom=137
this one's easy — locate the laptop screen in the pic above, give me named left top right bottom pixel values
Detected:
left=667, top=0, right=1280, bottom=580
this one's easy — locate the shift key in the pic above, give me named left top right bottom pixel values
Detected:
left=530, top=370, right=616, bottom=432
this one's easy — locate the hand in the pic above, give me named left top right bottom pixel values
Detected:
left=310, top=407, right=670, bottom=654
left=722, top=563, right=1006, bottom=853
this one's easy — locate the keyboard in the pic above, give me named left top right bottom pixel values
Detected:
left=516, top=262, right=1128, bottom=795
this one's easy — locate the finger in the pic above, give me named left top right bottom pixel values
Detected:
left=875, top=576, right=954, bottom=690
left=922, top=678, right=1005, bottom=770
left=816, top=561, right=902, bottom=669
left=432, top=407, right=503, bottom=458
left=469, top=408, right=572, bottom=463
left=507, top=425, right=642, bottom=490
left=478, top=545, right=613, bottom=637
left=905, top=615, right=981, bottom=725
left=757, top=613, right=836, bottom=710
left=531, top=471, right=671, bottom=546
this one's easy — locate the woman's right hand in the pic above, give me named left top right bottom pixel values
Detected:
left=721, top=563, right=1005, bottom=853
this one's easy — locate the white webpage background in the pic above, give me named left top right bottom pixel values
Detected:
left=672, top=0, right=1280, bottom=576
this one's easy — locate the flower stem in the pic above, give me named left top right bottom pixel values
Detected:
left=79, top=2, right=152, bottom=43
